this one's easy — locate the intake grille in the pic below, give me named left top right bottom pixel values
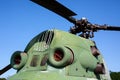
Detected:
left=24, top=30, right=54, bottom=52
left=35, top=30, right=54, bottom=51
left=38, top=30, right=54, bottom=45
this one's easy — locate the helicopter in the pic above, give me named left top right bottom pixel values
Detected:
left=0, top=0, right=120, bottom=80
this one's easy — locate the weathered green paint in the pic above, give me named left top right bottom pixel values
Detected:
left=8, top=29, right=110, bottom=80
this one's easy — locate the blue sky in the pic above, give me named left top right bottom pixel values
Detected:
left=0, top=0, right=120, bottom=78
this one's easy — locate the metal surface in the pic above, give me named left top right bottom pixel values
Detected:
left=1, top=0, right=120, bottom=80
left=6, top=30, right=109, bottom=80
left=70, top=18, right=120, bottom=38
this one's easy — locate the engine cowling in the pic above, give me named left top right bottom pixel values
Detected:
left=48, top=46, right=74, bottom=68
left=10, top=51, right=28, bottom=70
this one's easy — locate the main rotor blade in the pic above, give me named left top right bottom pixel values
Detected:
left=0, top=64, right=11, bottom=75
left=97, top=26, right=120, bottom=31
left=31, top=0, right=77, bottom=23
left=106, top=26, right=120, bottom=31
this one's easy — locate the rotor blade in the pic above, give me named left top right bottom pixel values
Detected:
left=106, top=26, right=120, bottom=31
left=97, top=26, right=120, bottom=31
left=30, top=0, right=77, bottom=23
left=0, top=64, right=11, bottom=75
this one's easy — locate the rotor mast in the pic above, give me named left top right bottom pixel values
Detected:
left=31, top=0, right=120, bottom=39
left=70, top=18, right=120, bottom=38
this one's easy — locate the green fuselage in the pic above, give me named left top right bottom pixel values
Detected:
left=8, top=29, right=110, bottom=80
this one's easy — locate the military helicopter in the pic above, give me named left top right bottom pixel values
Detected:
left=0, top=0, right=120, bottom=80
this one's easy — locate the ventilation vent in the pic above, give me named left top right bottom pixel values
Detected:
left=38, top=30, right=54, bottom=45
left=34, top=30, right=54, bottom=51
